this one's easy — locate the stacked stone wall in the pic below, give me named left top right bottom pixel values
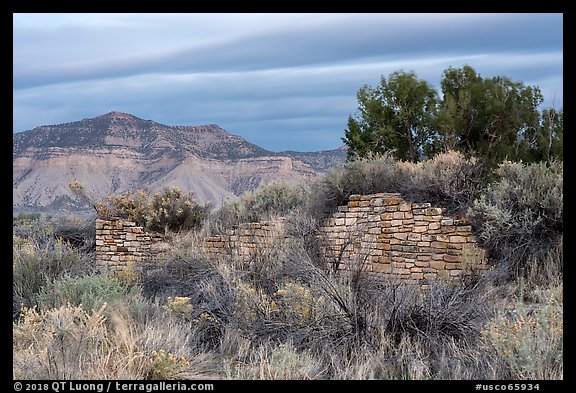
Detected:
left=96, top=195, right=489, bottom=286
left=202, top=219, right=286, bottom=262
left=95, top=218, right=168, bottom=270
left=320, top=193, right=488, bottom=285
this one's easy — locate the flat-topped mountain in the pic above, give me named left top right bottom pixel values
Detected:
left=13, top=112, right=347, bottom=213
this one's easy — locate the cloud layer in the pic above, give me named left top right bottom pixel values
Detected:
left=13, top=13, right=563, bottom=151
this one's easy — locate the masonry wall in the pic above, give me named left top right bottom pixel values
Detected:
left=96, top=194, right=489, bottom=285
left=95, top=218, right=168, bottom=270
left=202, top=218, right=286, bottom=262
left=320, top=193, right=489, bottom=285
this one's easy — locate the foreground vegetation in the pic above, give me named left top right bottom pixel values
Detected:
left=13, top=152, right=562, bottom=380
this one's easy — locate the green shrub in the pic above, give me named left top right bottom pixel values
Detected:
left=97, top=187, right=209, bottom=233
left=306, top=150, right=487, bottom=219
left=307, top=153, right=401, bottom=218
left=147, top=187, right=209, bottom=232
left=468, top=160, right=563, bottom=279
left=400, top=150, right=487, bottom=214
left=13, top=235, right=91, bottom=315
left=481, top=284, right=563, bottom=379
left=37, top=273, right=144, bottom=317
left=208, top=182, right=307, bottom=233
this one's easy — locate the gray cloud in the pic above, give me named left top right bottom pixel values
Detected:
left=13, top=13, right=563, bottom=151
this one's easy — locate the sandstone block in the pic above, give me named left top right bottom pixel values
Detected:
left=430, top=261, right=445, bottom=270
left=345, top=218, right=357, bottom=226
left=441, top=219, right=454, bottom=226
left=383, top=197, right=403, bottom=206
left=376, top=243, right=391, bottom=251
left=425, top=207, right=443, bottom=216
left=408, top=233, right=421, bottom=241
left=392, top=212, right=405, bottom=220
left=412, top=226, right=427, bottom=233
left=443, top=254, right=461, bottom=262
left=372, top=263, right=392, bottom=273
left=449, top=236, right=466, bottom=243
left=399, top=203, right=411, bottom=212
left=428, top=222, right=440, bottom=230
left=431, top=241, right=448, bottom=249
left=393, top=232, right=408, bottom=240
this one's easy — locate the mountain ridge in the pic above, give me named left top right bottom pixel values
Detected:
left=13, top=112, right=347, bottom=213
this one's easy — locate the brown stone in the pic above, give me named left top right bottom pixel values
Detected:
left=449, top=236, right=466, bottom=243
left=383, top=197, right=403, bottom=206
left=393, top=232, right=408, bottom=240
left=345, top=218, right=357, bottom=226
left=425, top=207, right=443, bottom=216
left=431, top=241, right=448, bottom=249
left=399, top=203, right=411, bottom=212
left=372, top=263, right=392, bottom=273
left=428, top=222, right=440, bottom=230
left=443, top=254, right=461, bottom=262
left=430, top=261, right=445, bottom=270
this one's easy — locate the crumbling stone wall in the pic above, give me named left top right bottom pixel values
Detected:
left=95, top=217, right=169, bottom=270
left=202, top=219, right=286, bottom=262
left=96, top=195, right=489, bottom=285
left=320, top=193, right=489, bottom=284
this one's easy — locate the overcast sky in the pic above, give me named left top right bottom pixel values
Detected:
left=13, top=13, right=563, bottom=152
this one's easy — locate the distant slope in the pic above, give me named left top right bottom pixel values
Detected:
left=13, top=112, right=346, bottom=213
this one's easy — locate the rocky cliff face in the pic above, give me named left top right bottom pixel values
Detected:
left=13, top=112, right=346, bottom=213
